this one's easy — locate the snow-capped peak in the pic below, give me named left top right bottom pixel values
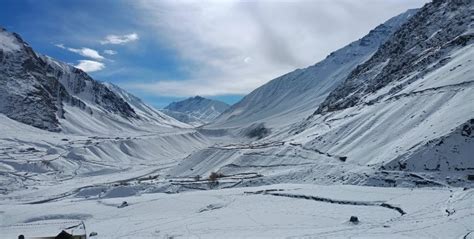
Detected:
left=163, top=96, right=230, bottom=126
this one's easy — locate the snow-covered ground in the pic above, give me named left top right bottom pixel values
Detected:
left=1, top=106, right=472, bottom=238
left=1, top=1, right=473, bottom=238
left=0, top=113, right=211, bottom=200
left=1, top=184, right=473, bottom=238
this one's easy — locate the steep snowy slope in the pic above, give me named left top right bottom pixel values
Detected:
left=0, top=27, right=186, bottom=134
left=316, top=0, right=473, bottom=115
left=211, top=9, right=417, bottom=129
left=0, top=28, right=75, bottom=131
left=163, top=0, right=474, bottom=188
left=103, top=83, right=189, bottom=128
left=288, top=0, right=474, bottom=178
left=163, top=96, right=229, bottom=125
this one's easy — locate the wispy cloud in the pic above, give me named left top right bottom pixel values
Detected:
left=126, top=78, right=254, bottom=97
left=130, top=0, right=428, bottom=97
left=100, top=33, right=139, bottom=45
left=75, top=60, right=105, bottom=72
left=56, top=44, right=105, bottom=61
left=103, top=49, right=117, bottom=55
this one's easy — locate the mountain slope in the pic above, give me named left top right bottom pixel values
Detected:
left=0, top=27, right=187, bottom=134
left=163, top=96, right=230, bottom=125
left=165, top=0, right=474, bottom=188
left=210, top=9, right=417, bottom=129
left=104, top=83, right=189, bottom=128
left=315, top=0, right=474, bottom=115
left=288, top=0, right=474, bottom=178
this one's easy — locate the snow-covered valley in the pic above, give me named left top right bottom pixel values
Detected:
left=1, top=0, right=474, bottom=238
left=1, top=93, right=472, bottom=238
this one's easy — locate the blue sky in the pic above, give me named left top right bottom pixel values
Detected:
left=0, top=0, right=428, bottom=108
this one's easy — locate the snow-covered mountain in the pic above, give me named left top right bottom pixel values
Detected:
left=211, top=9, right=418, bottom=129
left=287, top=0, right=474, bottom=178
left=282, top=0, right=474, bottom=182
left=0, top=27, right=187, bottom=134
left=163, top=96, right=229, bottom=125
left=104, top=83, right=189, bottom=128
left=169, top=0, right=474, bottom=188
left=315, top=0, right=473, bottom=115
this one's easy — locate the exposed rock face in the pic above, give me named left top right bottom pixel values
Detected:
left=0, top=28, right=63, bottom=131
left=315, top=0, right=474, bottom=114
left=384, top=119, right=474, bottom=172
left=104, top=82, right=188, bottom=128
left=0, top=27, right=138, bottom=131
left=41, top=55, right=138, bottom=119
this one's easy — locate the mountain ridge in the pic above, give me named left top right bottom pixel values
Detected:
left=0, top=27, right=187, bottom=133
left=315, top=0, right=473, bottom=114
left=210, top=9, right=418, bottom=129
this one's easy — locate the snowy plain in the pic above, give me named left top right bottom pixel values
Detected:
left=1, top=184, right=473, bottom=238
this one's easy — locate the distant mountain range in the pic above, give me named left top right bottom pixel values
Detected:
left=163, top=96, right=229, bottom=126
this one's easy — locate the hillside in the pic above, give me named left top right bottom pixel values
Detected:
left=211, top=9, right=417, bottom=129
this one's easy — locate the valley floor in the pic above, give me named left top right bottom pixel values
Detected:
left=1, top=184, right=473, bottom=238
left=0, top=116, right=473, bottom=238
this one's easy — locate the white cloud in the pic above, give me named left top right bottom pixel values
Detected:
left=71, top=48, right=104, bottom=61
left=126, top=76, right=268, bottom=97
left=75, top=60, right=105, bottom=72
left=56, top=44, right=105, bottom=61
left=100, top=33, right=139, bottom=45
left=130, top=0, right=429, bottom=97
left=104, top=49, right=117, bottom=55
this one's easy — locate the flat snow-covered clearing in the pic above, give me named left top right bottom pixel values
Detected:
left=1, top=184, right=472, bottom=238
